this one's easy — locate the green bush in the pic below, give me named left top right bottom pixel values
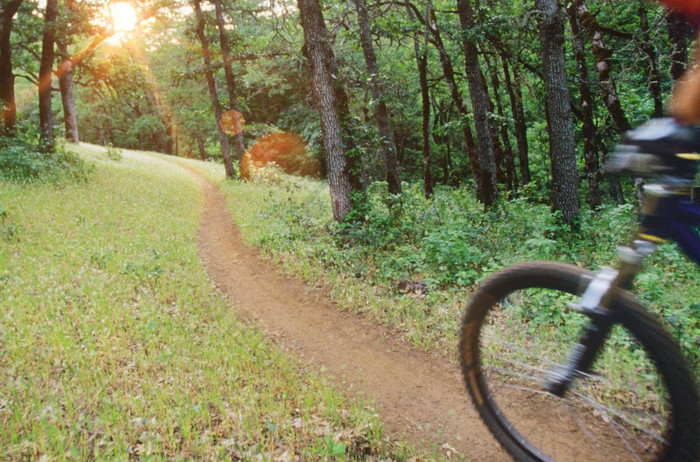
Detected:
left=0, top=127, right=91, bottom=182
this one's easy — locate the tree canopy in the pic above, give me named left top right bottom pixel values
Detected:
left=0, top=0, right=689, bottom=221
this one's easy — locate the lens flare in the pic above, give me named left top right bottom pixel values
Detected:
left=240, top=133, right=321, bottom=179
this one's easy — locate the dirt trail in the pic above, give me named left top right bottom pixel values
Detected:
left=191, top=171, right=505, bottom=460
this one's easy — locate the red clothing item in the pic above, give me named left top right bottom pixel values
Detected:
left=659, top=0, right=700, bottom=20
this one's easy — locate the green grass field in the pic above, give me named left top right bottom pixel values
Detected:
left=0, top=144, right=415, bottom=460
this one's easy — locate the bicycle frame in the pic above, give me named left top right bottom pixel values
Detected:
left=639, top=189, right=700, bottom=266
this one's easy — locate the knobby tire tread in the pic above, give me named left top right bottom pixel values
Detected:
left=459, top=261, right=699, bottom=462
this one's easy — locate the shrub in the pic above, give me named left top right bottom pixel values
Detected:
left=0, top=127, right=91, bottom=182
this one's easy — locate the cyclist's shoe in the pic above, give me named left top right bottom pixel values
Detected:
left=607, top=118, right=700, bottom=180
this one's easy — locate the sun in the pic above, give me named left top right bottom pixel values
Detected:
left=109, top=2, right=138, bottom=33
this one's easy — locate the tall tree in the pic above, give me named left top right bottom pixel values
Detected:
left=638, top=7, right=663, bottom=117
left=212, top=0, right=245, bottom=160
left=456, top=0, right=498, bottom=205
left=39, top=0, right=59, bottom=151
left=298, top=0, right=356, bottom=221
left=571, top=0, right=630, bottom=133
left=487, top=57, right=517, bottom=192
left=193, top=0, right=235, bottom=177
left=412, top=2, right=481, bottom=199
left=567, top=6, right=600, bottom=209
left=667, top=11, right=687, bottom=81
left=501, top=54, right=530, bottom=185
left=56, top=40, right=79, bottom=142
left=0, top=0, right=23, bottom=135
left=406, top=2, right=433, bottom=197
left=535, top=0, right=579, bottom=223
left=353, top=0, right=402, bottom=194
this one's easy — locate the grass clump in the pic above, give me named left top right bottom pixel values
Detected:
left=0, top=144, right=416, bottom=461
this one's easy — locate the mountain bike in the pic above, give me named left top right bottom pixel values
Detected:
left=459, top=118, right=700, bottom=461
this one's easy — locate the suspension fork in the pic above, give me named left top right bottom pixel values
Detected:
left=543, top=240, right=657, bottom=397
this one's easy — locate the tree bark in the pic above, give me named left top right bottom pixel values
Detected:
left=572, top=0, right=630, bottom=133
left=536, top=0, right=580, bottom=224
left=213, top=0, right=245, bottom=160
left=413, top=1, right=481, bottom=198
left=0, top=0, right=22, bottom=135
left=354, top=0, right=402, bottom=194
left=638, top=7, right=663, bottom=117
left=408, top=3, right=433, bottom=197
left=666, top=11, right=687, bottom=81
left=567, top=6, right=601, bottom=209
left=39, top=0, right=58, bottom=151
left=501, top=55, right=530, bottom=185
left=456, top=0, right=498, bottom=205
left=193, top=0, right=235, bottom=178
left=298, top=0, right=355, bottom=221
left=197, top=131, right=208, bottom=160
left=488, top=58, right=517, bottom=192
left=56, top=41, right=79, bottom=143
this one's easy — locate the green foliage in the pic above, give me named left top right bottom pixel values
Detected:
left=0, top=127, right=91, bottom=182
left=219, top=171, right=698, bottom=377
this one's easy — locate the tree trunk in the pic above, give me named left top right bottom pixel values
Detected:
left=193, top=0, right=235, bottom=178
left=39, top=0, right=58, bottom=152
left=197, top=131, right=208, bottom=160
left=572, top=0, right=630, bottom=133
left=0, top=0, right=22, bottom=135
left=488, top=58, right=517, bottom=192
left=536, top=0, right=580, bottom=224
left=638, top=7, right=663, bottom=117
left=667, top=11, right=688, bottom=81
left=56, top=41, right=79, bottom=143
left=410, top=3, right=433, bottom=197
left=430, top=95, right=452, bottom=185
left=567, top=6, right=601, bottom=209
left=213, top=0, right=245, bottom=160
left=501, top=55, right=530, bottom=185
left=354, top=0, right=402, bottom=194
left=415, top=2, right=481, bottom=198
left=298, top=0, right=355, bottom=221
left=456, top=0, right=498, bottom=205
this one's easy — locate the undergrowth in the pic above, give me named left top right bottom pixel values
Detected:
left=198, top=166, right=698, bottom=375
left=0, top=127, right=91, bottom=182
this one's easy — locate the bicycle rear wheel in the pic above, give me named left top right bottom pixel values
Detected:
left=459, top=262, right=698, bottom=461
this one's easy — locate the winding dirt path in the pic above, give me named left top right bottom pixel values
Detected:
left=191, top=171, right=505, bottom=460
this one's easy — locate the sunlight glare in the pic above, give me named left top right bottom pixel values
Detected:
left=109, top=2, right=138, bottom=33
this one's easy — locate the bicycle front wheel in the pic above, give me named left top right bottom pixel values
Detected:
left=459, top=262, right=698, bottom=461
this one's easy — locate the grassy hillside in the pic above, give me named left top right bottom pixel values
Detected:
left=0, top=145, right=416, bottom=460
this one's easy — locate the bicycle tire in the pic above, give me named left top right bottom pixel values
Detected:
left=459, top=261, right=698, bottom=461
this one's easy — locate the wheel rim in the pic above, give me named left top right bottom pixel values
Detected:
left=473, top=285, right=672, bottom=461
